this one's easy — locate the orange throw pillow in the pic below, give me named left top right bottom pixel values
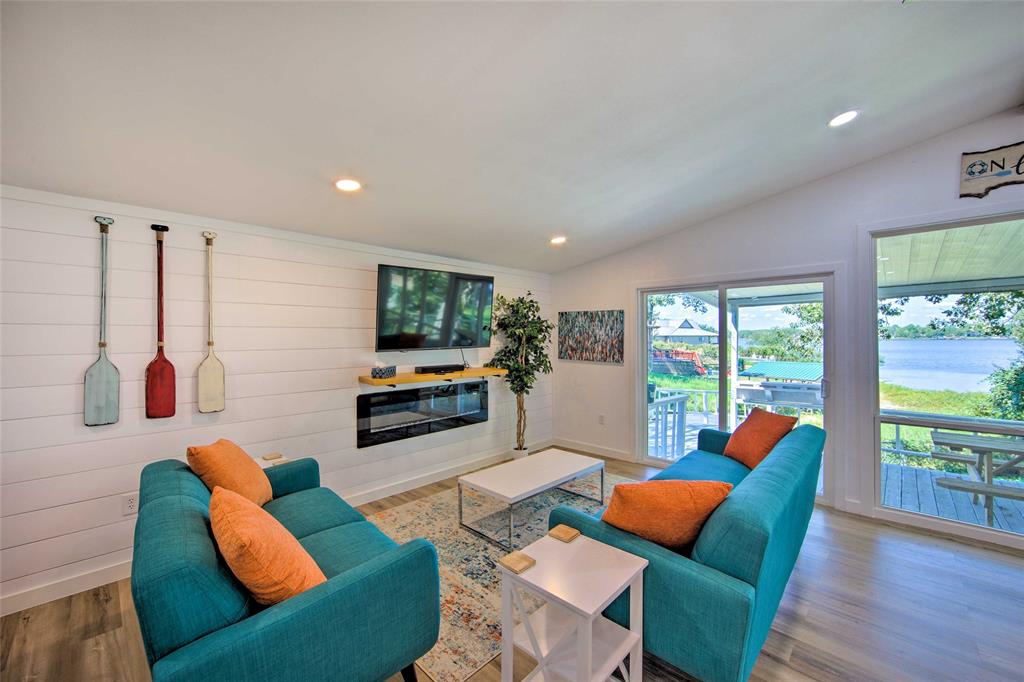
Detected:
left=723, top=408, right=797, bottom=469
left=210, top=486, right=327, bottom=605
left=601, top=480, right=732, bottom=548
left=187, top=438, right=272, bottom=506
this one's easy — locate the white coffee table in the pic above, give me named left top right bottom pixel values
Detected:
left=458, top=449, right=604, bottom=550
left=500, top=534, right=648, bottom=682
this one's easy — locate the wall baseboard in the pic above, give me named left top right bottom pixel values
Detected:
left=340, top=439, right=555, bottom=507
left=551, top=437, right=634, bottom=462
left=1, top=558, right=131, bottom=617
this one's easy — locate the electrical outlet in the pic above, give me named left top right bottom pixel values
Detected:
left=598, top=414, right=606, bottom=426
left=122, top=492, right=138, bottom=516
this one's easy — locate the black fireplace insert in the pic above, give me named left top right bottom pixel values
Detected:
left=356, top=381, right=488, bottom=448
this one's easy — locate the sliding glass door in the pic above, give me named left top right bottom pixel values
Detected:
left=644, top=289, right=721, bottom=461
left=642, top=278, right=829, bottom=494
left=727, top=282, right=826, bottom=493
left=874, top=217, right=1024, bottom=537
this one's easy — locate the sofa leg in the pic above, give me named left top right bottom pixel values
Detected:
left=400, top=664, right=418, bottom=682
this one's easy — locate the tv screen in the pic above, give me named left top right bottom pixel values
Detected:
left=376, top=264, right=494, bottom=351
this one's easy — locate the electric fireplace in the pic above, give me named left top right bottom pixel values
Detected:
left=356, top=381, right=488, bottom=448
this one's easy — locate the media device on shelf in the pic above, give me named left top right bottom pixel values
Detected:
left=414, top=364, right=467, bottom=375
left=375, top=264, right=494, bottom=351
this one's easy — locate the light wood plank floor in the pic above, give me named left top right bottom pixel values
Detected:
left=3, top=457, right=1022, bottom=682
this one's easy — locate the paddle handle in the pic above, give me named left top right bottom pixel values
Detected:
left=152, top=225, right=169, bottom=347
left=203, top=231, right=217, bottom=347
left=94, top=217, right=114, bottom=349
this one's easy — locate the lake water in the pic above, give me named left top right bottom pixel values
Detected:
left=879, top=338, right=1020, bottom=392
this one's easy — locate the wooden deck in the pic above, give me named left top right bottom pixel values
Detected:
left=881, top=462, right=1024, bottom=534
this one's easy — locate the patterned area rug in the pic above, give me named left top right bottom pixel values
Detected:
left=369, top=470, right=634, bottom=682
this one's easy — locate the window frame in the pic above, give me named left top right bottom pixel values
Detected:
left=866, top=209, right=1024, bottom=544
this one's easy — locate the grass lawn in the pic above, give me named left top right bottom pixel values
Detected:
left=879, top=381, right=990, bottom=418
left=648, top=373, right=717, bottom=391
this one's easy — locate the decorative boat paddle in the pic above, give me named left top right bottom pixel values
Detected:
left=197, top=231, right=225, bottom=413
left=84, top=216, right=120, bottom=426
left=145, top=224, right=176, bottom=418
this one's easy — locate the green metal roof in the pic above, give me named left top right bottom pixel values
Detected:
left=740, top=361, right=823, bottom=381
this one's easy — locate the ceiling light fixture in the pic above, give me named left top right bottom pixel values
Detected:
left=827, top=110, right=859, bottom=128
left=334, top=178, right=362, bottom=192
left=550, top=236, right=567, bottom=245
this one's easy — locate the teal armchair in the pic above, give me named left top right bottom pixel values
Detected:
left=550, top=425, right=825, bottom=682
left=132, top=458, right=440, bottom=682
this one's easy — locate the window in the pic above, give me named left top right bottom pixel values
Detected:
left=875, top=218, right=1024, bottom=535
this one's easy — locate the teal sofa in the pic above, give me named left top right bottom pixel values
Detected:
left=550, top=425, right=825, bottom=682
left=131, top=458, right=440, bottom=682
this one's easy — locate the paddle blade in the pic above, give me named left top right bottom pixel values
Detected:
left=145, top=352, right=176, bottom=418
left=197, top=352, right=225, bottom=413
left=84, top=354, right=120, bottom=426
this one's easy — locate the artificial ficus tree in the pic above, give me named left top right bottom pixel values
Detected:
left=487, top=293, right=554, bottom=451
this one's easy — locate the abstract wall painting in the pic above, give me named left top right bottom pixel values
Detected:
left=557, top=310, right=625, bottom=364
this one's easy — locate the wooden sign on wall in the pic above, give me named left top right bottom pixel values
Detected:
left=959, top=140, right=1024, bottom=198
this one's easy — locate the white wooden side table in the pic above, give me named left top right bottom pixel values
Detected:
left=499, top=534, right=648, bottom=682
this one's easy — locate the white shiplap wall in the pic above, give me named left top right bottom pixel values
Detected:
left=0, top=185, right=553, bottom=614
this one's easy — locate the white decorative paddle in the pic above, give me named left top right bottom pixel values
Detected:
left=197, top=231, right=225, bottom=413
left=84, top=216, right=120, bottom=426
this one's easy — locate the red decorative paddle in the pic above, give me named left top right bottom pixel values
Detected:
left=145, top=224, right=175, bottom=418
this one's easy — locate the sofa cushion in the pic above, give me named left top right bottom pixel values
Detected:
left=601, top=480, right=733, bottom=548
left=654, top=449, right=751, bottom=487
left=139, top=460, right=211, bottom=509
left=187, top=439, right=272, bottom=506
left=210, top=487, right=327, bottom=606
left=300, top=521, right=398, bottom=578
left=723, top=408, right=798, bottom=469
left=131, top=492, right=252, bottom=665
left=264, top=487, right=365, bottom=539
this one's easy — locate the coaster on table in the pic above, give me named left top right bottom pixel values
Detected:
left=549, top=524, right=581, bottom=543
left=499, top=551, right=536, bottom=574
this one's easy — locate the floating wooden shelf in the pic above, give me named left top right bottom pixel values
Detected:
left=358, top=366, right=508, bottom=387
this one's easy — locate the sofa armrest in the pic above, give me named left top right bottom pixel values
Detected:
left=698, top=428, right=732, bottom=454
left=549, top=507, right=755, bottom=682
left=265, top=458, right=320, bottom=498
left=152, top=539, right=440, bottom=682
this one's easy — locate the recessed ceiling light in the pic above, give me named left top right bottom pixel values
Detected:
left=334, top=178, right=362, bottom=192
left=550, top=236, right=567, bottom=245
left=827, top=110, right=859, bottom=128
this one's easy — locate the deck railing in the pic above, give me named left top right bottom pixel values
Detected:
left=649, top=386, right=823, bottom=460
left=654, top=388, right=717, bottom=423
left=653, top=387, right=823, bottom=425
left=649, top=394, right=689, bottom=459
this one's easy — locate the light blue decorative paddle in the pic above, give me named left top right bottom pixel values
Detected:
left=84, top=216, right=120, bottom=426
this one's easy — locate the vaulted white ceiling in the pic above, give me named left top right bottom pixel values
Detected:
left=3, top=2, right=1023, bottom=272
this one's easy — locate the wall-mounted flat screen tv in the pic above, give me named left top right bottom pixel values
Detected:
left=376, top=264, right=495, bottom=351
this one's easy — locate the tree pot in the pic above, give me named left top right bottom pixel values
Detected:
left=511, top=447, right=529, bottom=459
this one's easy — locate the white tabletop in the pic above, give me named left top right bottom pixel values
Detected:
left=458, top=449, right=604, bottom=504
left=501, top=535, right=648, bottom=618
left=931, top=431, right=1024, bottom=455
